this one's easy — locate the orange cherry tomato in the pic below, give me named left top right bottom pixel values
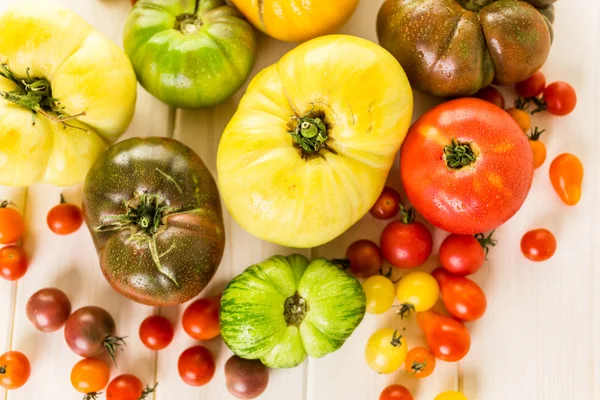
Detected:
left=0, top=245, right=28, bottom=281
left=70, top=358, right=110, bottom=395
left=405, top=346, right=436, bottom=378
left=0, top=351, right=30, bottom=390
left=506, top=108, right=531, bottom=132
left=416, top=310, right=471, bottom=362
left=0, top=201, right=24, bottom=244
left=549, top=153, right=583, bottom=206
left=521, top=229, right=557, bottom=262
left=527, top=127, right=546, bottom=169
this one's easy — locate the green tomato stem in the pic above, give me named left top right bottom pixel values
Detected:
left=474, top=230, right=497, bottom=258
left=284, top=293, right=307, bottom=327
left=288, top=108, right=334, bottom=159
left=443, top=138, right=476, bottom=170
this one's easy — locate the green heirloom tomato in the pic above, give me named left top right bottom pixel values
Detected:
left=124, top=0, right=256, bottom=108
left=83, top=137, right=225, bottom=306
left=220, top=255, right=366, bottom=368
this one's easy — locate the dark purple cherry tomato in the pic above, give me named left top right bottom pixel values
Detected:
left=370, top=187, right=401, bottom=220
left=26, top=288, right=71, bottom=332
left=346, top=239, right=383, bottom=278
left=225, top=355, right=269, bottom=399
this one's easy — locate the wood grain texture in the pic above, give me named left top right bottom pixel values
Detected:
left=0, top=0, right=598, bottom=399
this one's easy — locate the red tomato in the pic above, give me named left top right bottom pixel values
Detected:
left=0, top=351, right=30, bottom=390
left=515, top=71, right=546, bottom=97
left=400, top=98, right=533, bottom=234
left=416, top=310, right=471, bottom=362
left=543, top=82, right=577, bottom=116
left=346, top=239, right=383, bottom=278
left=0, top=202, right=24, bottom=244
left=432, top=268, right=487, bottom=321
left=438, top=233, right=492, bottom=276
left=182, top=296, right=220, bottom=341
left=0, top=245, right=28, bottom=281
left=380, top=210, right=432, bottom=269
left=521, top=229, right=557, bottom=262
left=178, top=346, right=216, bottom=387
left=47, top=198, right=83, bottom=235
left=107, top=374, right=156, bottom=400
left=139, top=315, right=174, bottom=350
left=473, top=86, right=505, bottom=109
left=370, top=186, right=402, bottom=219
left=549, top=153, right=583, bottom=206
left=380, top=384, right=414, bottom=400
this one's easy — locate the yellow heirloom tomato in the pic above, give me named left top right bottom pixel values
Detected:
left=0, top=1, right=136, bottom=187
left=217, top=35, right=413, bottom=248
left=230, top=0, right=360, bottom=42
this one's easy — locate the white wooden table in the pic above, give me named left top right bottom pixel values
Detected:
left=1, top=1, right=598, bottom=399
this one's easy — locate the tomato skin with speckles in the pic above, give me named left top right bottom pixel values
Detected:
left=400, top=98, right=534, bottom=234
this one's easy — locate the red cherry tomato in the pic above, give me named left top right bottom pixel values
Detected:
left=0, top=201, right=24, bottom=244
left=549, top=153, right=583, bottom=206
left=47, top=197, right=83, bottom=235
left=380, top=209, right=432, bottom=269
left=439, top=232, right=495, bottom=276
left=178, top=346, right=216, bottom=387
left=543, top=81, right=577, bottom=116
left=405, top=346, right=436, bottom=378
left=370, top=186, right=402, bottom=219
left=346, top=239, right=383, bottom=278
left=473, top=86, right=505, bottom=109
left=432, top=268, right=487, bottom=321
left=107, top=374, right=156, bottom=400
left=0, top=245, right=28, bottom=281
left=0, top=351, right=30, bottom=390
left=521, top=229, right=557, bottom=262
left=515, top=71, right=546, bottom=97
left=416, top=310, right=471, bottom=362
left=139, top=315, right=174, bottom=350
left=182, top=295, right=220, bottom=341
left=380, top=384, right=413, bottom=400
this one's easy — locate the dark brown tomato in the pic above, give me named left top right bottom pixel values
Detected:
left=346, top=240, right=383, bottom=278
left=225, top=355, right=269, bottom=399
left=83, top=138, right=225, bottom=307
left=26, top=288, right=71, bottom=332
left=64, top=306, right=124, bottom=362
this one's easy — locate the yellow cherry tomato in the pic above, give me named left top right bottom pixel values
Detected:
left=395, top=271, right=440, bottom=317
left=435, top=391, right=468, bottom=400
left=365, top=328, right=408, bottom=374
left=363, top=275, right=395, bottom=314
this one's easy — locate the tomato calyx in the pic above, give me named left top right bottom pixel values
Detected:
left=410, top=360, right=427, bottom=375
left=284, top=293, right=307, bottom=327
left=474, top=230, right=496, bottom=258
left=390, top=330, right=404, bottom=347
left=83, top=392, right=101, bottom=400
left=141, top=383, right=158, bottom=399
left=528, top=127, right=545, bottom=141
left=395, top=303, right=415, bottom=319
left=515, top=96, right=547, bottom=115
left=0, top=63, right=87, bottom=130
left=0, top=200, right=12, bottom=208
left=443, top=139, right=476, bottom=170
left=104, top=336, right=127, bottom=366
left=0, top=364, right=6, bottom=374
left=399, top=205, right=416, bottom=225
left=288, top=107, right=335, bottom=159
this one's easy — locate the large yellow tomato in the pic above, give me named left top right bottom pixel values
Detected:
left=230, top=0, right=360, bottom=42
left=0, top=1, right=136, bottom=187
left=217, top=35, right=413, bottom=248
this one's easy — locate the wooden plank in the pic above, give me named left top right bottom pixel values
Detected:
left=0, top=1, right=170, bottom=399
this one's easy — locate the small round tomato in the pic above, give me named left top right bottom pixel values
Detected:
left=549, top=153, right=583, bottom=206
left=370, top=186, right=402, bottom=219
left=435, top=391, right=468, bottom=400
left=107, top=374, right=156, bottom=400
left=432, top=268, right=487, bottom=321
left=0, top=245, right=28, bottom=281
left=182, top=295, right=221, bottom=341
left=521, top=229, right=557, bottom=262
left=515, top=71, right=546, bottom=97
left=346, top=239, right=383, bottom=278
left=405, top=346, right=436, bottom=378
left=527, top=127, right=547, bottom=169
left=47, top=197, right=83, bottom=235
left=395, top=271, right=439, bottom=318
left=70, top=358, right=110, bottom=395
left=178, top=346, right=216, bottom=387
left=543, top=81, right=577, bottom=116
left=380, top=384, right=414, bottom=400
left=380, top=209, right=432, bottom=269
left=416, top=311, right=471, bottom=362
left=439, top=232, right=496, bottom=276
left=139, top=315, right=174, bottom=350
left=365, top=329, right=408, bottom=374
left=0, top=351, right=30, bottom=390
left=0, top=202, right=24, bottom=244
left=473, top=86, right=505, bottom=109
left=506, top=107, right=531, bottom=132
left=363, top=275, right=395, bottom=314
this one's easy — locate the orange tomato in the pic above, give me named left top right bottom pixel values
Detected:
left=405, top=346, right=436, bottom=378
left=0, top=202, right=24, bottom=244
left=416, top=310, right=471, bottom=362
left=70, top=358, right=110, bottom=394
left=527, top=127, right=546, bottom=169
left=230, top=0, right=359, bottom=42
left=549, top=153, right=583, bottom=206
left=0, top=351, right=30, bottom=390
left=506, top=108, right=531, bottom=132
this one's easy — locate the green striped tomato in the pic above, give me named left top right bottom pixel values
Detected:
left=220, top=254, right=366, bottom=368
